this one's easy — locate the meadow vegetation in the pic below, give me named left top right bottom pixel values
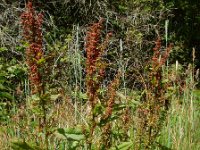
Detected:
left=0, top=0, right=200, bottom=150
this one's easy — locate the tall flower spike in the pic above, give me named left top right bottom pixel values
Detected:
left=21, top=1, right=43, bottom=94
left=85, top=19, right=104, bottom=108
left=151, top=37, right=172, bottom=68
left=85, top=19, right=112, bottom=148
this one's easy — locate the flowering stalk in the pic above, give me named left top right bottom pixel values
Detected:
left=85, top=19, right=103, bottom=110
left=85, top=19, right=112, bottom=148
left=101, top=72, right=120, bottom=149
left=136, top=37, right=172, bottom=149
left=21, top=2, right=49, bottom=149
left=21, top=1, right=43, bottom=95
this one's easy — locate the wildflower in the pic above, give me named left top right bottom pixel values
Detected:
left=21, top=1, right=43, bottom=94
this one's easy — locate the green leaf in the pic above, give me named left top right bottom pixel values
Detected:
left=12, top=142, right=34, bottom=150
left=162, top=79, right=169, bottom=84
left=193, top=89, right=200, bottom=97
left=30, top=94, right=40, bottom=101
left=113, top=104, right=126, bottom=111
left=64, top=126, right=83, bottom=134
left=118, top=5, right=128, bottom=12
left=117, top=142, right=133, bottom=150
left=65, top=133, right=85, bottom=141
left=12, top=141, right=44, bottom=150
left=110, top=141, right=133, bottom=150
left=0, top=91, right=13, bottom=100
left=79, top=92, right=88, bottom=100
left=93, top=103, right=104, bottom=116
left=0, top=83, right=6, bottom=90
left=7, top=66, right=17, bottom=73
left=57, top=128, right=85, bottom=141
left=37, top=58, right=46, bottom=65
left=57, top=128, right=66, bottom=135
left=0, top=47, right=7, bottom=52
left=155, top=142, right=172, bottom=150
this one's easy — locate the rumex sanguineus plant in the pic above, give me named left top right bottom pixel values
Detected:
left=100, top=72, right=120, bottom=149
left=21, top=1, right=49, bottom=149
left=136, top=37, right=172, bottom=149
left=21, top=1, right=43, bottom=95
left=85, top=18, right=118, bottom=149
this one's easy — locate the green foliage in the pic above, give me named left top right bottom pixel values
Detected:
left=0, top=49, right=26, bottom=123
left=110, top=141, right=133, bottom=150
left=0, top=0, right=200, bottom=150
left=57, top=128, right=85, bottom=141
left=12, top=141, right=44, bottom=150
left=56, top=127, right=86, bottom=149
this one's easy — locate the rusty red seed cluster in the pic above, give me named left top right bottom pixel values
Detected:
left=103, top=73, right=120, bottom=120
left=85, top=19, right=105, bottom=108
left=21, top=1, right=43, bottom=94
left=152, top=37, right=172, bottom=68
left=152, top=37, right=161, bottom=66
left=160, top=43, right=172, bottom=65
left=85, top=19, right=104, bottom=76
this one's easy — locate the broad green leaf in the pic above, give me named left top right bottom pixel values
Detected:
left=57, top=128, right=85, bottom=141
left=12, top=141, right=44, bottom=150
left=162, top=79, right=169, bottom=84
left=93, top=103, right=104, bottom=116
left=65, top=134, right=85, bottom=141
left=0, top=47, right=7, bottom=52
left=64, top=126, right=83, bottom=134
left=60, top=57, right=68, bottom=63
left=193, top=89, right=200, bottom=97
left=110, top=141, right=133, bottom=150
left=0, top=83, right=6, bottom=90
left=117, top=142, right=133, bottom=150
left=7, top=66, right=17, bottom=73
left=0, top=91, right=13, bottom=100
left=57, top=128, right=72, bottom=135
left=30, top=94, right=40, bottom=101
left=37, top=58, right=46, bottom=65
left=79, top=92, right=88, bottom=100
left=113, top=104, right=126, bottom=111
left=12, top=142, right=34, bottom=150
left=155, top=142, right=172, bottom=150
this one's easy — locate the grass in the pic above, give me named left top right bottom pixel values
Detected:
left=158, top=65, right=200, bottom=150
left=0, top=2, right=200, bottom=149
left=0, top=63, right=200, bottom=149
